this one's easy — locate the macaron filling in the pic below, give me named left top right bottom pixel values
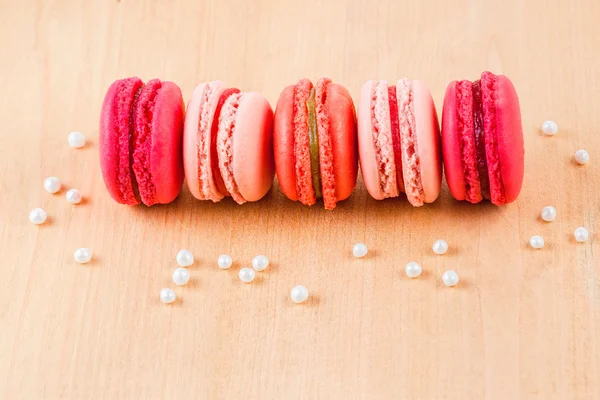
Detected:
left=472, top=80, right=490, bottom=200
left=456, top=80, right=483, bottom=203
left=217, top=91, right=246, bottom=204
left=132, top=79, right=161, bottom=206
left=370, top=80, right=398, bottom=197
left=211, top=88, right=240, bottom=196
left=293, top=79, right=316, bottom=205
left=306, top=88, right=322, bottom=199
left=115, top=78, right=143, bottom=205
left=396, top=79, right=425, bottom=206
left=387, top=85, right=405, bottom=193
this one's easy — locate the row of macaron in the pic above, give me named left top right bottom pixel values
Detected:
left=99, top=71, right=524, bottom=210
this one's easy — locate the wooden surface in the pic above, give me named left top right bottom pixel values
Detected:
left=1, top=0, right=599, bottom=398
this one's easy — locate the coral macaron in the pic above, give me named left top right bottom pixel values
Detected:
left=358, top=79, right=442, bottom=206
left=274, top=78, right=358, bottom=210
left=99, top=77, right=185, bottom=206
left=183, top=82, right=274, bottom=204
left=441, top=71, right=524, bottom=205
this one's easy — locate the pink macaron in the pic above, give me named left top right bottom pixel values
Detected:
left=441, top=71, right=524, bottom=205
left=183, top=82, right=274, bottom=204
left=99, top=77, right=185, bottom=206
left=358, top=79, right=442, bottom=206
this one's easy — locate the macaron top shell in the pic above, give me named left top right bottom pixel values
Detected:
left=231, top=92, right=275, bottom=202
left=412, top=80, right=442, bottom=203
left=100, top=77, right=184, bottom=206
left=183, top=81, right=227, bottom=202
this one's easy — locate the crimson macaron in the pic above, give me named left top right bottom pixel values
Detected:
left=274, top=78, right=358, bottom=210
left=358, top=79, right=442, bottom=206
left=441, top=71, right=524, bottom=205
left=99, top=77, right=185, bottom=206
left=183, top=81, right=274, bottom=204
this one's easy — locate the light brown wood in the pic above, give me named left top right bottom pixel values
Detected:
left=1, top=0, right=599, bottom=398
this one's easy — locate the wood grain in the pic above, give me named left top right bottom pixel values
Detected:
left=0, top=0, right=599, bottom=398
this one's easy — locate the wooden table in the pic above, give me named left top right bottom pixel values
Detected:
left=1, top=0, right=598, bottom=398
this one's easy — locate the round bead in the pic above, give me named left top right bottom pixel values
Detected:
left=65, top=189, right=82, bottom=204
left=160, top=288, right=176, bottom=304
left=68, top=131, right=86, bottom=148
left=541, top=206, right=556, bottom=222
left=574, top=149, right=589, bottom=165
left=73, top=248, right=92, bottom=264
left=252, top=255, right=269, bottom=271
left=541, top=120, right=558, bottom=136
left=432, top=239, right=448, bottom=255
left=29, top=208, right=47, bottom=225
left=239, top=267, right=255, bottom=283
left=405, top=262, right=422, bottom=278
left=172, top=267, right=191, bottom=286
left=529, top=235, right=545, bottom=249
left=574, top=227, right=589, bottom=243
left=352, top=243, right=368, bottom=258
left=442, top=270, right=459, bottom=287
left=217, top=254, right=232, bottom=269
left=176, top=249, right=194, bottom=267
left=290, top=285, right=309, bottom=304
left=43, top=177, right=61, bottom=194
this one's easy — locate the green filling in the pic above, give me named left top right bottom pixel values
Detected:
left=306, top=88, right=321, bottom=199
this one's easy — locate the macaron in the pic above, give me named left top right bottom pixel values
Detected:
left=441, top=71, right=524, bottom=205
left=183, top=82, right=274, bottom=204
left=99, top=77, right=185, bottom=206
left=273, top=78, right=358, bottom=210
left=357, top=79, right=442, bottom=206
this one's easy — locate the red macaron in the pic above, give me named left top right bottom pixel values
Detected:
left=274, top=78, right=358, bottom=210
left=442, top=71, right=524, bottom=205
left=99, top=77, right=185, bottom=206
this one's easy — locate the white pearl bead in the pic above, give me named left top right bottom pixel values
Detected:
left=73, top=248, right=92, bottom=264
left=176, top=249, right=194, bottom=267
left=529, top=235, right=545, bottom=249
left=239, top=267, right=255, bottom=283
left=252, top=255, right=269, bottom=271
left=352, top=243, right=368, bottom=258
left=405, top=262, right=422, bottom=278
left=541, top=206, right=556, bottom=222
left=160, top=288, right=176, bottom=304
left=218, top=254, right=232, bottom=269
left=442, top=270, right=459, bottom=287
left=432, top=239, right=448, bottom=255
left=574, top=227, right=589, bottom=243
left=574, top=149, right=589, bottom=165
left=65, top=189, right=82, bottom=204
left=29, top=208, right=47, bottom=224
left=68, top=131, right=86, bottom=148
left=172, top=267, right=191, bottom=286
left=541, top=120, right=558, bottom=136
left=43, top=177, right=61, bottom=194
left=290, top=285, right=309, bottom=303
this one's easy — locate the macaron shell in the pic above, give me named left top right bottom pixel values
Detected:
left=494, top=74, right=524, bottom=203
left=273, top=85, right=298, bottom=201
left=441, top=81, right=467, bottom=201
left=232, top=92, right=274, bottom=201
left=100, top=79, right=135, bottom=205
left=183, top=82, right=226, bottom=201
left=358, top=80, right=385, bottom=200
left=412, top=80, right=442, bottom=203
left=327, top=83, right=358, bottom=201
left=149, top=81, right=185, bottom=204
